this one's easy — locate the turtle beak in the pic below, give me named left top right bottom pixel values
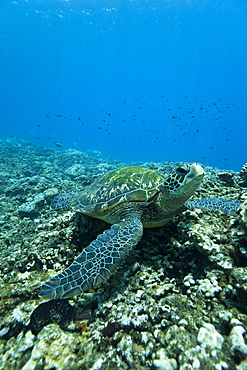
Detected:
left=176, top=163, right=205, bottom=182
left=180, top=163, right=205, bottom=190
left=190, top=163, right=205, bottom=182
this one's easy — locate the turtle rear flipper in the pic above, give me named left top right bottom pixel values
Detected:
left=39, top=215, right=143, bottom=300
left=51, top=192, right=80, bottom=211
left=186, top=197, right=241, bottom=215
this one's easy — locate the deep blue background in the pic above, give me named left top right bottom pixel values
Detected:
left=0, top=0, right=246, bottom=170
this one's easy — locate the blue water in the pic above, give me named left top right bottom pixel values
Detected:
left=0, top=0, right=246, bottom=170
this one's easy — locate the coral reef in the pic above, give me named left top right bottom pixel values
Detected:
left=238, top=163, right=247, bottom=187
left=0, top=138, right=246, bottom=369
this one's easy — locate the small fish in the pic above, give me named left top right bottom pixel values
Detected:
left=53, top=142, right=64, bottom=147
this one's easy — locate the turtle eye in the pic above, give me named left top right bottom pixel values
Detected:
left=176, top=165, right=189, bottom=175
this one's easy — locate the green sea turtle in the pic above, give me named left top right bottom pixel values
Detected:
left=39, top=163, right=240, bottom=300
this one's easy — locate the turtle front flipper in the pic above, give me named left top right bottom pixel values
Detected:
left=39, top=215, right=143, bottom=300
left=186, top=197, right=241, bottom=215
left=51, top=192, right=80, bottom=211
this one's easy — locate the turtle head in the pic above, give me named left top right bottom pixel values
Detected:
left=162, top=163, right=205, bottom=208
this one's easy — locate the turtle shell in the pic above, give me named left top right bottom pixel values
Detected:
left=72, top=166, right=165, bottom=217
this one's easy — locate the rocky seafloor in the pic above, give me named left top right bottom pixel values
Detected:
left=0, top=137, right=247, bottom=370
